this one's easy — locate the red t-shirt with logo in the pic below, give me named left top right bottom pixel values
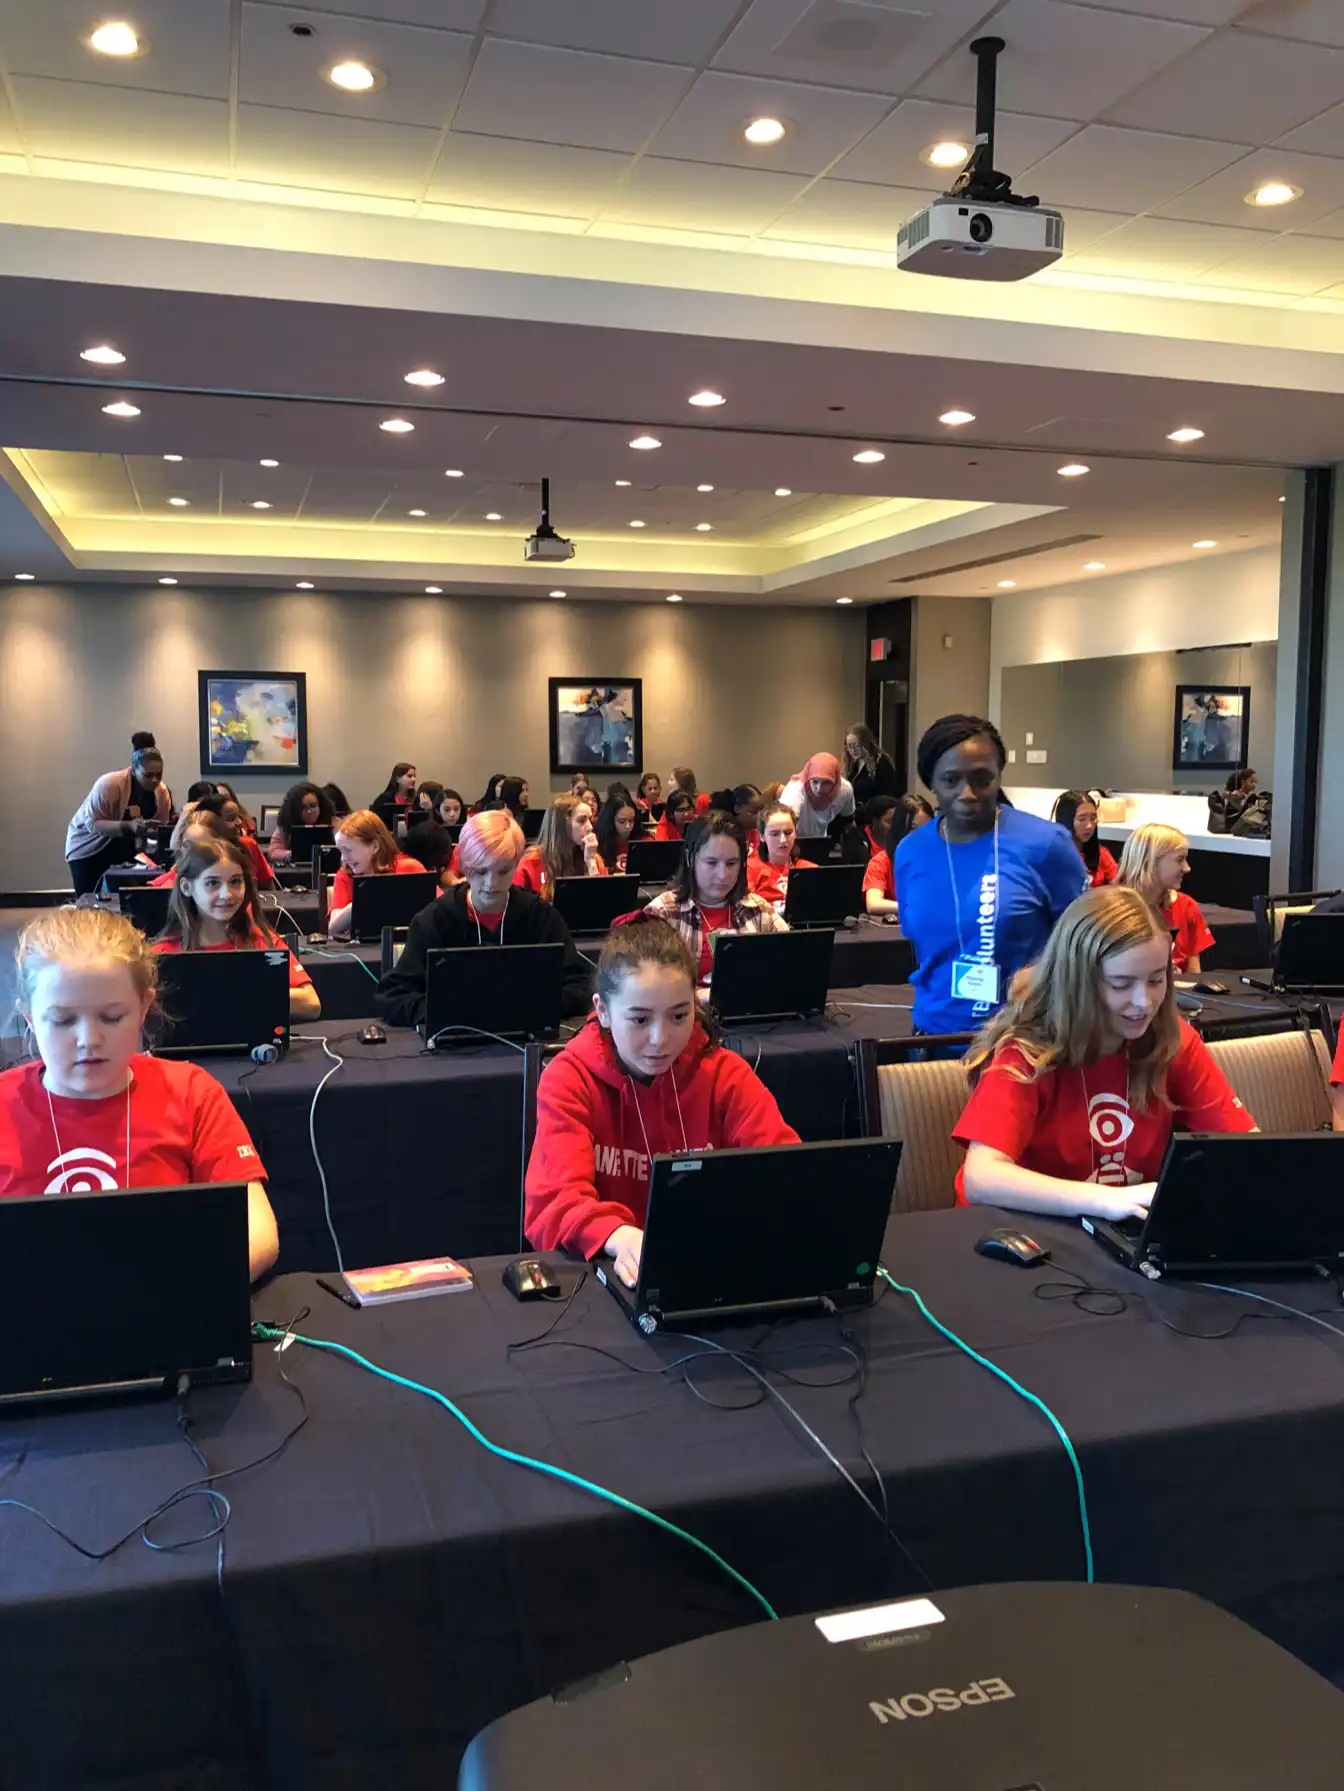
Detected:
left=0, top=1056, right=266, bottom=1196
left=154, top=929, right=312, bottom=990
left=951, top=1020, right=1253, bottom=1203
left=1167, top=891, right=1214, bottom=970
left=747, top=856, right=815, bottom=908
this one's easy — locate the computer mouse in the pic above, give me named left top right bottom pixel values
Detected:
left=359, top=1024, right=387, bottom=1046
left=1193, top=979, right=1229, bottom=996
left=503, top=1257, right=561, bottom=1301
left=975, top=1228, right=1050, bottom=1267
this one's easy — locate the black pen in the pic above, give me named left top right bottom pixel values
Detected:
left=317, top=1275, right=360, bottom=1309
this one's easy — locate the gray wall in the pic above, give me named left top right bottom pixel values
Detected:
left=1000, top=642, right=1277, bottom=793
left=6, top=585, right=864, bottom=890
left=910, top=596, right=992, bottom=777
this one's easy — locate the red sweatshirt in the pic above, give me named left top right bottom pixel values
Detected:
left=525, top=1018, right=799, bottom=1258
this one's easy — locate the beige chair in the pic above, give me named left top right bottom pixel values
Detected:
left=852, top=1037, right=974, bottom=1213
left=1204, top=1028, right=1334, bottom=1135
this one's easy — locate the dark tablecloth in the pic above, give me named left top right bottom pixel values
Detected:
left=8, top=1209, right=1344, bottom=1790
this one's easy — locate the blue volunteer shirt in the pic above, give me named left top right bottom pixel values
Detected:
left=894, top=806, right=1087, bottom=1036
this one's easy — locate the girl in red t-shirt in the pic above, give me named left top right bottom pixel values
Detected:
left=1052, top=789, right=1118, bottom=890
left=862, top=794, right=932, bottom=917
left=328, top=809, right=428, bottom=937
left=1117, top=823, right=1214, bottom=972
left=515, top=793, right=608, bottom=897
left=595, top=791, right=639, bottom=875
left=0, top=905, right=278, bottom=1279
left=654, top=789, right=697, bottom=843
left=747, top=800, right=813, bottom=909
left=953, top=885, right=1253, bottom=1222
left=154, top=836, right=321, bottom=1021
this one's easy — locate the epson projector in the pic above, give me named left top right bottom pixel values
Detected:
left=897, top=196, right=1063, bottom=281
left=524, top=529, right=574, bottom=564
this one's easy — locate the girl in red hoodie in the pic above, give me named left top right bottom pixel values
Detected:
left=524, top=918, right=798, bottom=1287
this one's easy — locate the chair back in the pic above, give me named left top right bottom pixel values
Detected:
left=852, top=1036, right=973, bottom=1213
left=1203, top=1026, right=1334, bottom=1135
left=1253, top=890, right=1339, bottom=959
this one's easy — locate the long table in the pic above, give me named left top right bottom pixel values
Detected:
left=10, top=1207, right=1344, bottom=1790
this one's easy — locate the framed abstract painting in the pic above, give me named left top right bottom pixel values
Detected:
left=199, top=670, right=308, bottom=775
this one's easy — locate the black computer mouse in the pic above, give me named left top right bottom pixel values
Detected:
left=975, top=1228, right=1050, bottom=1267
left=1193, top=979, right=1229, bottom=996
left=503, top=1257, right=561, bottom=1301
left=359, top=1024, right=387, bottom=1046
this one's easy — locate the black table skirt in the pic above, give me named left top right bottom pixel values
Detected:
left=8, top=1209, right=1344, bottom=1790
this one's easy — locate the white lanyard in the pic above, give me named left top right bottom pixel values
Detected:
left=940, top=808, right=1000, bottom=959
left=45, top=1074, right=132, bottom=1190
left=470, top=892, right=507, bottom=946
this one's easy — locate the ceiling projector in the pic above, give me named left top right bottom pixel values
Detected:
left=524, top=476, right=575, bottom=563
left=897, top=37, right=1063, bottom=282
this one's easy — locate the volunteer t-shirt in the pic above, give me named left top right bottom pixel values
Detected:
left=154, top=929, right=312, bottom=990
left=951, top=1021, right=1254, bottom=1202
left=894, top=807, right=1087, bottom=1037
left=0, top=1055, right=266, bottom=1196
left=1167, top=891, right=1215, bottom=970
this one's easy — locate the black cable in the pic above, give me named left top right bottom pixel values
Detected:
left=506, top=1270, right=589, bottom=1350
left=1032, top=1261, right=1308, bottom=1341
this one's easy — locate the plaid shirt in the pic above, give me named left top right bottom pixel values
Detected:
left=642, top=888, right=788, bottom=966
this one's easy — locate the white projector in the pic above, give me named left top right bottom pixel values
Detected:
left=524, top=528, right=575, bottom=563
left=897, top=196, right=1064, bottom=281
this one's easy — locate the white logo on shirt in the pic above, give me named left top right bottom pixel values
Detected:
left=236, top=1144, right=256, bottom=1160
left=44, top=1148, right=118, bottom=1194
left=1085, top=1092, right=1140, bottom=1186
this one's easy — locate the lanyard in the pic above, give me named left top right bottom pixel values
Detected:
left=940, top=809, right=1000, bottom=959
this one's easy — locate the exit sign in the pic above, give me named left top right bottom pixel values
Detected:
left=870, top=638, right=890, bottom=662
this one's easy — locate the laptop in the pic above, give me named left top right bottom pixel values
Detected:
left=784, top=862, right=866, bottom=929
left=287, top=823, right=335, bottom=859
left=553, top=874, right=640, bottom=935
left=626, top=838, right=683, bottom=883
left=153, top=948, right=291, bottom=1057
left=0, top=1182, right=253, bottom=1407
left=1273, top=913, right=1344, bottom=994
left=793, top=834, right=835, bottom=865
left=1082, top=1133, right=1344, bottom=1278
left=120, top=884, right=172, bottom=937
left=100, top=865, right=159, bottom=898
left=423, top=943, right=565, bottom=1044
left=521, top=807, right=545, bottom=842
left=350, top=871, right=439, bottom=942
left=259, top=804, right=281, bottom=837
left=597, top=1138, right=901, bottom=1332
left=709, top=929, right=834, bottom=1023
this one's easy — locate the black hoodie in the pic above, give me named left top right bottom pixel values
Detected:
left=374, top=884, right=592, bottom=1028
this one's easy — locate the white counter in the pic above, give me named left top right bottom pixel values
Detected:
left=1004, top=786, right=1270, bottom=858
left=1096, top=824, right=1270, bottom=859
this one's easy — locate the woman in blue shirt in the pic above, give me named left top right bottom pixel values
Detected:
left=895, top=715, right=1086, bottom=1043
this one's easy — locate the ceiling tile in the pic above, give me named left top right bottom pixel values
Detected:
left=759, top=177, right=930, bottom=248
left=713, top=0, right=1006, bottom=99
left=453, top=38, right=692, bottom=152
left=646, top=71, right=891, bottom=176
left=1274, top=100, right=1344, bottom=158
left=1194, top=232, right=1344, bottom=292
left=1233, top=0, right=1344, bottom=47
left=235, top=105, right=442, bottom=198
left=597, top=156, right=810, bottom=233
left=1059, top=213, right=1270, bottom=278
left=0, top=80, right=23, bottom=155
left=241, top=7, right=474, bottom=129
left=1048, top=206, right=1144, bottom=255
left=915, top=0, right=1211, bottom=122
left=1020, top=124, right=1250, bottom=212
left=13, top=79, right=230, bottom=175
left=487, top=0, right=746, bottom=63
left=0, top=0, right=233, bottom=99
left=1107, top=29, right=1344, bottom=142
left=1152, top=147, right=1344, bottom=230
left=832, top=98, right=1079, bottom=189
left=261, top=0, right=488, bottom=24
left=425, top=133, right=631, bottom=216
left=1066, top=0, right=1247, bottom=18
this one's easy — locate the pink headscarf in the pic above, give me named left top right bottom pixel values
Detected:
left=802, top=752, right=841, bottom=785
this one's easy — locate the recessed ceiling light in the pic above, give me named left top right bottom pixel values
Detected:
left=1279, top=495, right=1286, bottom=502
left=666, top=593, right=683, bottom=603
left=158, top=576, right=177, bottom=585
left=774, top=487, right=793, bottom=497
left=836, top=597, right=853, bottom=605
left=405, top=368, right=445, bottom=387
left=445, top=468, right=464, bottom=478
left=688, top=389, right=725, bottom=407
left=629, top=434, right=662, bottom=450
left=408, top=508, right=426, bottom=517
left=853, top=449, right=885, bottom=464
left=259, top=457, right=279, bottom=467
left=630, top=519, right=646, bottom=528
left=485, top=512, right=502, bottom=521
left=379, top=417, right=415, bottom=433
left=296, top=581, right=314, bottom=589
left=1166, top=427, right=1204, bottom=444
left=1247, top=180, right=1300, bottom=207
left=615, top=479, right=633, bottom=487
left=1083, top=560, right=1106, bottom=571
left=1057, top=463, right=1090, bottom=477
left=697, top=483, right=714, bottom=492
left=922, top=140, right=970, bottom=169
left=1193, top=538, right=1217, bottom=549
left=939, top=408, right=975, bottom=426
left=88, top=20, right=143, bottom=56
left=251, top=500, right=271, bottom=509
left=80, top=343, right=125, bottom=365
left=549, top=590, right=566, bottom=599
left=14, top=572, right=34, bottom=581
left=997, top=579, right=1017, bottom=588
left=167, top=496, right=189, bottom=507
left=695, top=522, right=712, bottom=531
left=163, top=453, right=183, bottom=462
left=744, top=116, right=786, bottom=145
left=101, top=400, right=140, bottom=417
left=327, top=59, right=380, bottom=92
left=425, top=585, right=443, bottom=594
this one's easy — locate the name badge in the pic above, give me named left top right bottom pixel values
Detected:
left=951, top=957, right=1001, bottom=1005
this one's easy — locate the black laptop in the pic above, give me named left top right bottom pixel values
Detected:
left=423, top=943, right=565, bottom=1044
left=784, top=863, right=866, bottom=928
left=0, top=1182, right=252, bottom=1406
left=626, top=839, right=683, bottom=883
left=709, top=929, right=834, bottom=1023
left=597, top=1138, right=900, bottom=1332
left=1082, top=1133, right=1344, bottom=1278
left=793, top=834, right=835, bottom=865
left=120, top=883, right=172, bottom=937
left=350, top=871, right=439, bottom=941
left=100, top=865, right=158, bottom=898
left=287, top=823, right=335, bottom=859
left=521, top=807, right=545, bottom=842
left=553, top=874, right=640, bottom=934
left=1273, top=913, right=1344, bottom=994
left=153, top=948, right=290, bottom=1057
